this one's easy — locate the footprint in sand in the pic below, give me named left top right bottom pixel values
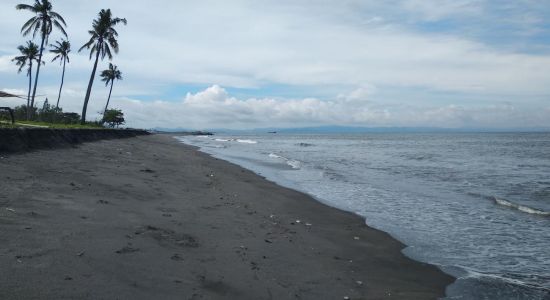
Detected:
left=134, top=225, right=199, bottom=248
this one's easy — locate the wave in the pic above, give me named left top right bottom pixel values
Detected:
left=450, top=264, right=550, bottom=295
left=236, top=139, right=258, bottom=144
left=401, top=153, right=437, bottom=161
left=493, top=197, right=550, bottom=216
left=211, top=138, right=257, bottom=144
left=268, top=153, right=283, bottom=159
left=204, top=145, right=226, bottom=149
left=286, top=160, right=302, bottom=169
left=268, top=153, right=301, bottom=169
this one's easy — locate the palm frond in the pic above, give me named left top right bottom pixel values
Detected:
left=32, top=20, right=41, bottom=38
left=89, top=44, right=98, bottom=59
left=103, top=44, right=112, bottom=60
left=107, top=37, right=119, bottom=53
left=15, top=3, right=36, bottom=12
left=20, top=17, right=36, bottom=34
left=49, top=11, right=66, bottom=25
left=78, top=38, right=95, bottom=52
left=52, top=19, right=67, bottom=37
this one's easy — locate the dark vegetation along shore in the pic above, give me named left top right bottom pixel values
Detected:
left=0, top=134, right=454, bottom=299
left=0, top=128, right=148, bottom=153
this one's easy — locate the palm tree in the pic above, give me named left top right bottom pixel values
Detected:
left=100, top=63, right=122, bottom=117
left=50, top=39, right=70, bottom=108
left=16, top=0, right=67, bottom=119
left=12, top=41, right=42, bottom=114
left=79, top=9, right=126, bottom=124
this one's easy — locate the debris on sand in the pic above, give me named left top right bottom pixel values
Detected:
left=115, top=246, right=140, bottom=254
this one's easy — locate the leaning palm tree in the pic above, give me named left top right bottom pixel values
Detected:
left=16, top=0, right=67, bottom=119
left=100, top=63, right=122, bottom=117
left=49, top=39, right=70, bottom=108
left=79, top=9, right=126, bottom=124
left=12, top=41, right=42, bottom=116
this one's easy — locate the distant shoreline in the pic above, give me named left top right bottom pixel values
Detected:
left=154, top=127, right=550, bottom=135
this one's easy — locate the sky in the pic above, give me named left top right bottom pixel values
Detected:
left=0, top=0, right=549, bottom=129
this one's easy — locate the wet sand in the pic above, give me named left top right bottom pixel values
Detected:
left=0, top=134, right=454, bottom=299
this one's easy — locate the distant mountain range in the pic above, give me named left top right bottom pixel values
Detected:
left=153, top=125, right=550, bottom=134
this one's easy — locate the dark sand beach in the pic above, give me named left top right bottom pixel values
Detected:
left=0, top=134, right=454, bottom=299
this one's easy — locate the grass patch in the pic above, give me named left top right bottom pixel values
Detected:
left=0, top=120, right=104, bottom=129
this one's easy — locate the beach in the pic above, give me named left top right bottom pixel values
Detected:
left=0, top=134, right=453, bottom=299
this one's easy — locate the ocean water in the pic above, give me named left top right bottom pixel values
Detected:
left=176, top=133, right=550, bottom=299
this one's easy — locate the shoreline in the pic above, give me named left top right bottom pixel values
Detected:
left=0, top=134, right=454, bottom=299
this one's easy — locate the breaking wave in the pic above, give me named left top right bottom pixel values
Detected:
left=268, top=153, right=302, bottom=169
left=493, top=197, right=550, bottom=216
left=236, top=139, right=258, bottom=144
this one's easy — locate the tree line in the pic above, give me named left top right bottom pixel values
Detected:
left=11, top=0, right=126, bottom=125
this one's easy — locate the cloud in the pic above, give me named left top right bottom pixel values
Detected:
left=0, top=55, right=15, bottom=72
left=105, top=85, right=549, bottom=129
left=0, top=1, right=549, bottom=129
left=4, top=83, right=549, bottom=130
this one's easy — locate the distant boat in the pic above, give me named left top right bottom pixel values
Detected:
left=268, top=131, right=277, bottom=134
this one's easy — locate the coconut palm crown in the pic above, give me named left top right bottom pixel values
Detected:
left=50, top=39, right=71, bottom=108
left=16, top=0, right=67, bottom=119
left=100, top=63, right=123, bottom=116
left=78, top=8, right=126, bottom=124
left=12, top=41, right=42, bottom=110
left=13, top=41, right=40, bottom=75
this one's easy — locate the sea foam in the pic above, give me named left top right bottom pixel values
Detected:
left=493, top=197, right=550, bottom=216
left=236, top=139, right=258, bottom=144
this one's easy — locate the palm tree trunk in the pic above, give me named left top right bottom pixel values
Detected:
left=81, top=48, right=101, bottom=125
left=27, top=63, right=32, bottom=112
left=56, top=58, right=66, bottom=109
left=103, top=80, right=114, bottom=117
left=29, top=32, right=46, bottom=120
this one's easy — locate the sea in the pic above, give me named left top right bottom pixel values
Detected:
left=175, top=132, right=550, bottom=299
